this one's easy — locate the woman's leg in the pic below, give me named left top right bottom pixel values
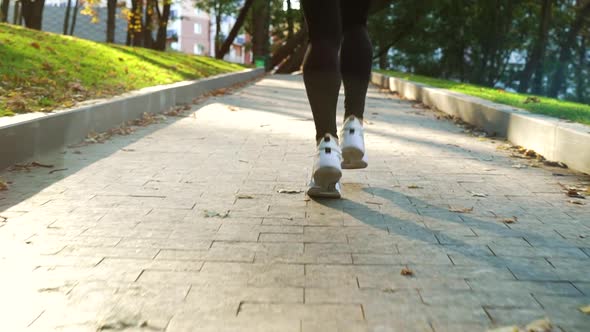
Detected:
left=340, top=1, right=373, bottom=121
left=301, top=0, right=342, bottom=142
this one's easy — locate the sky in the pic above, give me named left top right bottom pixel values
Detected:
left=284, top=0, right=300, bottom=11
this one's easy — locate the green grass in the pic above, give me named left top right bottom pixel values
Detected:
left=379, top=70, right=590, bottom=126
left=0, top=23, right=245, bottom=117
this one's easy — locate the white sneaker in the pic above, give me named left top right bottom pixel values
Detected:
left=341, top=116, right=368, bottom=169
left=307, top=134, right=342, bottom=199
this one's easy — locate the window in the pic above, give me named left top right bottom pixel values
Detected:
left=194, top=23, right=202, bottom=34
left=193, top=44, right=205, bottom=55
left=194, top=8, right=201, bottom=16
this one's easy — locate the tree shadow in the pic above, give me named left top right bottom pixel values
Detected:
left=312, top=186, right=586, bottom=282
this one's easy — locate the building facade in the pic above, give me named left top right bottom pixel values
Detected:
left=7, top=0, right=251, bottom=64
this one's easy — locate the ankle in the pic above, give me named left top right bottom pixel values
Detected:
left=316, top=133, right=339, bottom=146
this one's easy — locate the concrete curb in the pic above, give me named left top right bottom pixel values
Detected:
left=371, top=72, right=590, bottom=174
left=0, top=68, right=265, bottom=170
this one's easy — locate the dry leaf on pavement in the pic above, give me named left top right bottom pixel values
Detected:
left=400, top=267, right=414, bottom=276
left=568, top=200, right=585, bottom=205
left=543, top=160, right=568, bottom=168
left=0, top=180, right=8, bottom=191
left=407, top=185, right=423, bottom=189
left=471, top=192, right=488, bottom=197
left=487, top=318, right=553, bottom=332
left=502, top=216, right=518, bottom=224
left=278, top=189, right=304, bottom=194
left=566, top=189, right=585, bottom=199
left=580, top=305, right=590, bottom=314
left=449, top=207, right=474, bottom=213
left=524, top=318, right=554, bottom=332
left=236, top=194, right=254, bottom=199
left=203, top=210, right=229, bottom=218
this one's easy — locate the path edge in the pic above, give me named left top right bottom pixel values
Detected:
left=371, top=72, right=590, bottom=174
left=0, top=68, right=265, bottom=170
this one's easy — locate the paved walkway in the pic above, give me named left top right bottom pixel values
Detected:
left=1, top=75, right=589, bottom=332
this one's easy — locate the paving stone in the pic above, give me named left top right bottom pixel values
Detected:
left=1, top=75, right=589, bottom=331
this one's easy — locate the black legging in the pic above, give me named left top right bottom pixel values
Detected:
left=301, top=0, right=373, bottom=141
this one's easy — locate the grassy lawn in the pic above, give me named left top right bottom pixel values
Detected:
left=0, top=23, right=245, bottom=117
left=379, top=70, right=590, bottom=126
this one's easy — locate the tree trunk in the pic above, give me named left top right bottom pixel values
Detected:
left=548, top=1, right=590, bottom=98
left=270, top=27, right=306, bottom=68
left=214, top=7, right=221, bottom=57
left=0, top=0, right=9, bottom=23
left=518, top=0, right=552, bottom=93
left=62, top=0, right=71, bottom=35
left=130, top=0, right=144, bottom=46
left=69, top=0, right=78, bottom=35
left=106, top=0, right=116, bottom=42
left=13, top=0, right=21, bottom=24
left=379, top=49, right=388, bottom=69
left=576, top=35, right=587, bottom=103
left=286, top=0, right=294, bottom=39
left=21, top=0, right=45, bottom=30
left=252, top=0, right=271, bottom=68
left=216, top=0, right=254, bottom=59
left=154, top=0, right=171, bottom=51
left=276, top=41, right=306, bottom=73
left=143, top=0, right=154, bottom=49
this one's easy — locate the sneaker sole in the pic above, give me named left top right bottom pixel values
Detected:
left=307, top=185, right=342, bottom=199
left=342, top=147, right=367, bottom=169
left=313, top=166, right=342, bottom=188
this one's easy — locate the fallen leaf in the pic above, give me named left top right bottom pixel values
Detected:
left=30, top=42, right=40, bottom=49
left=471, top=192, right=488, bottom=197
left=568, top=200, right=585, bottom=205
left=524, top=318, right=553, bottom=332
left=512, top=164, right=528, bottom=169
left=49, top=168, right=68, bottom=174
left=400, top=267, right=414, bottom=276
left=449, top=207, right=474, bottom=213
left=566, top=189, right=585, bottom=199
left=544, top=160, right=568, bottom=168
left=227, top=106, right=239, bottom=112
left=407, top=185, right=423, bottom=189
left=502, top=216, right=518, bottom=224
left=486, top=326, right=519, bottom=332
left=236, top=194, right=254, bottom=199
left=203, top=210, right=229, bottom=218
left=524, top=96, right=541, bottom=104
left=580, top=305, right=590, bottom=314
left=31, top=161, right=54, bottom=168
left=486, top=318, right=553, bottom=332
left=0, top=180, right=8, bottom=191
left=278, top=189, right=303, bottom=194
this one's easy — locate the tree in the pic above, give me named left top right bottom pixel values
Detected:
left=195, top=0, right=239, bottom=57
left=216, top=0, right=255, bottom=59
left=548, top=0, right=590, bottom=97
left=63, top=0, right=72, bottom=34
left=285, top=0, right=293, bottom=39
left=518, top=0, right=553, bottom=93
left=69, top=0, right=80, bottom=35
left=21, top=0, right=45, bottom=30
left=106, top=0, right=117, bottom=42
left=250, top=0, right=270, bottom=67
left=0, top=0, right=9, bottom=23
